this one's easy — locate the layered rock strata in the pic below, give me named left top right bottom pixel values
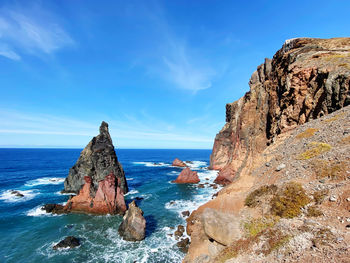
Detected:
left=210, top=37, right=350, bottom=185
left=56, top=121, right=128, bottom=215
left=173, top=167, right=200, bottom=184
left=118, top=201, right=146, bottom=241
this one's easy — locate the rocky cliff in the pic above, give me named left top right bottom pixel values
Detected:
left=210, top=37, right=350, bottom=185
left=184, top=38, right=350, bottom=263
left=62, top=121, right=128, bottom=215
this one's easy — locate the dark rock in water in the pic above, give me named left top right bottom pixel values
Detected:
left=182, top=211, right=190, bottom=217
left=177, top=237, right=190, bottom=253
left=118, top=201, right=146, bottom=241
left=41, top=204, right=66, bottom=214
left=135, top=197, right=144, bottom=201
left=11, top=190, right=24, bottom=197
left=53, top=236, right=80, bottom=250
left=198, top=184, right=205, bottom=188
left=64, top=121, right=128, bottom=195
left=174, top=225, right=185, bottom=240
left=60, top=122, right=127, bottom=215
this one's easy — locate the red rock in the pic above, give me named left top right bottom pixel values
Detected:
left=172, top=158, right=187, bottom=167
left=63, top=172, right=126, bottom=215
left=214, top=165, right=236, bottom=185
left=172, top=168, right=200, bottom=184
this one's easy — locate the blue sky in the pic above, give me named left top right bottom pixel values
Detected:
left=0, top=0, right=349, bottom=149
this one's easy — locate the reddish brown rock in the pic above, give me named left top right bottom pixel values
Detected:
left=172, top=158, right=187, bottom=167
left=214, top=165, right=236, bottom=185
left=64, top=173, right=126, bottom=215
left=210, top=38, right=350, bottom=178
left=172, top=167, right=200, bottom=184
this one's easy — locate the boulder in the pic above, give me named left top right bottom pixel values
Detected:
left=177, top=237, right=190, bottom=253
left=118, top=201, right=146, bottom=241
left=182, top=210, right=190, bottom=217
left=53, top=236, right=80, bottom=250
left=41, top=204, right=65, bottom=214
left=202, top=208, right=242, bottom=246
left=172, top=158, right=187, bottom=167
left=172, top=168, right=200, bottom=184
left=55, top=122, right=127, bottom=215
left=214, top=165, right=236, bottom=185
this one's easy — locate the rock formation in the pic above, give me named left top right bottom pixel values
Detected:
left=118, top=201, right=146, bottom=241
left=184, top=38, right=350, bottom=263
left=51, top=121, right=128, bottom=215
left=172, top=167, right=200, bottom=184
left=53, top=236, right=80, bottom=250
left=172, top=158, right=187, bottom=167
left=210, top=37, right=350, bottom=184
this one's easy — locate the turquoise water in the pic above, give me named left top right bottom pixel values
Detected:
left=0, top=149, right=219, bottom=263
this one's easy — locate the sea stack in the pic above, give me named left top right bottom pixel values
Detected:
left=61, top=121, right=128, bottom=215
left=172, top=167, right=200, bottom=184
left=118, top=201, right=146, bottom=241
left=172, top=158, right=187, bottom=167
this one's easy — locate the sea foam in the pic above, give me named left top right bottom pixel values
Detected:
left=25, top=177, right=65, bottom=187
left=0, top=189, right=38, bottom=203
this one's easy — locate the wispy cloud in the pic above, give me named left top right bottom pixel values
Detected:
left=140, top=2, right=215, bottom=92
left=0, top=109, right=214, bottom=148
left=0, top=4, right=74, bottom=60
left=162, top=43, right=214, bottom=92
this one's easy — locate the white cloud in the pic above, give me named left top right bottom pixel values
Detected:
left=0, top=5, right=74, bottom=60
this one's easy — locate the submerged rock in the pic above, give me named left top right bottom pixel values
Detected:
left=172, top=158, right=187, bottom=167
left=172, top=168, right=200, bottom=184
left=54, top=121, right=127, bottom=215
left=10, top=190, right=24, bottom=197
left=118, top=201, right=146, bottom=241
left=53, top=236, right=80, bottom=250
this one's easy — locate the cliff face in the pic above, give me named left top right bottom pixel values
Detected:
left=63, top=121, right=128, bottom=215
left=210, top=38, right=350, bottom=184
left=184, top=38, right=350, bottom=263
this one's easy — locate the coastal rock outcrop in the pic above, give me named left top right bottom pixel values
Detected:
left=55, top=121, right=128, bottom=215
left=210, top=37, right=350, bottom=185
left=172, top=167, right=200, bottom=184
left=172, top=158, right=187, bottom=167
left=184, top=38, right=350, bottom=263
left=118, top=201, right=146, bottom=241
left=53, top=236, right=80, bottom=250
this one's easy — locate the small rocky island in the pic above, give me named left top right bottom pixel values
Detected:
left=44, top=121, right=128, bottom=215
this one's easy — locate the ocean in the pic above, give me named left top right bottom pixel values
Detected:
left=0, top=148, right=219, bottom=263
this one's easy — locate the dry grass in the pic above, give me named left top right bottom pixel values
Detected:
left=312, top=189, right=329, bottom=204
left=259, top=229, right=291, bottom=256
left=324, top=113, right=345, bottom=123
left=243, top=216, right=279, bottom=237
left=312, top=227, right=335, bottom=247
left=311, top=159, right=348, bottom=180
left=245, top=185, right=277, bottom=207
left=296, top=128, right=318, bottom=139
left=215, top=236, right=258, bottom=262
left=297, top=142, right=331, bottom=160
left=270, top=182, right=310, bottom=218
left=307, top=205, right=323, bottom=217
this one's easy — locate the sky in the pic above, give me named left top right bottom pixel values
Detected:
left=0, top=0, right=349, bottom=149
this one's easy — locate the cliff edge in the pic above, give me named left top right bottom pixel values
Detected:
left=185, top=38, right=350, bottom=263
